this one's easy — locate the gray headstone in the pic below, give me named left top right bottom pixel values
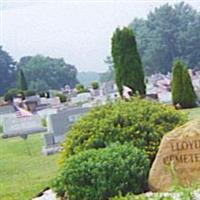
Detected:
left=47, top=107, right=90, bottom=142
left=43, top=134, right=55, bottom=147
left=42, top=107, right=90, bottom=155
left=42, top=134, right=62, bottom=156
left=0, top=105, right=15, bottom=115
left=2, top=115, right=47, bottom=138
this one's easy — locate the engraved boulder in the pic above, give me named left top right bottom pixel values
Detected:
left=148, top=119, right=200, bottom=192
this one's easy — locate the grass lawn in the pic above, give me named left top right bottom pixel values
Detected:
left=182, top=107, right=200, bottom=120
left=0, top=134, right=59, bottom=200
left=0, top=106, right=199, bottom=200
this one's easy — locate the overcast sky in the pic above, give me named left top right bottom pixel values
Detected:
left=1, top=0, right=200, bottom=72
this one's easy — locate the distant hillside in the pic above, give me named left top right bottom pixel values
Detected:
left=77, top=72, right=101, bottom=87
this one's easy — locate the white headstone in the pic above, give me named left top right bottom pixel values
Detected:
left=2, top=115, right=47, bottom=138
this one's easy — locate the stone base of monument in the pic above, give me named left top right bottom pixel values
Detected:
left=42, top=144, right=62, bottom=155
left=149, top=119, right=200, bottom=192
left=41, top=133, right=64, bottom=155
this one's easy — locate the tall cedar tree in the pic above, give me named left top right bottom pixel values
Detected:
left=181, top=67, right=197, bottom=108
left=18, top=69, right=28, bottom=91
left=111, top=27, right=146, bottom=96
left=172, top=60, right=183, bottom=105
left=172, top=60, right=197, bottom=108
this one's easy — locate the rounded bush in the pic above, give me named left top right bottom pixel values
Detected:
left=61, top=98, right=187, bottom=163
left=53, top=143, right=150, bottom=200
left=4, top=88, right=24, bottom=102
left=24, top=90, right=36, bottom=97
left=55, top=93, right=67, bottom=103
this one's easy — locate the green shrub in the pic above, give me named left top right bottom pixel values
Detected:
left=4, top=88, right=24, bottom=102
left=75, top=84, right=89, bottom=93
left=24, top=90, right=36, bottom=97
left=91, top=81, right=99, bottom=90
left=53, top=143, right=150, bottom=200
left=61, top=97, right=187, bottom=163
left=41, top=118, right=47, bottom=127
left=55, top=93, right=67, bottom=103
left=0, top=126, right=3, bottom=133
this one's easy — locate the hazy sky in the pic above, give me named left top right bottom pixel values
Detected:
left=1, top=0, right=200, bottom=72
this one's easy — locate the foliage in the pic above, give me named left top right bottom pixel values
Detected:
left=91, top=81, right=99, bottom=90
left=0, top=126, right=3, bottom=133
left=29, top=79, right=49, bottom=92
left=17, top=55, right=79, bottom=92
left=0, top=134, right=59, bottom=200
left=172, top=60, right=183, bottom=106
left=61, top=98, right=187, bottom=164
left=24, top=90, right=36, bottom=97
left=18, top=69, right=28, bottom=91
left=53, top=143, right=150, bottom=199
left=55, top=93, right=67, bottom=103
left=77, top=72, right=100, bottom=87
left=130, top=2, right=200, bottom=74
left=41, top=118, right=47, bottom=127
left=0, top=47, right=16, bottom=95
left=75, top=84, right=88, bottom=93
left=100, top=56, right=115, bottom=83
left=182, top=107, right=200, bottom=120
left=181, top=67, right=197, bottom=108
left=172, top=60, right=197, bottom=108
left=4, top=88, right=24, bottom=102
left=111, top=27, right=146, bottom=96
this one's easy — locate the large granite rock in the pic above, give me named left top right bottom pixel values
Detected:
left=149, top=119, right=200, bottom=192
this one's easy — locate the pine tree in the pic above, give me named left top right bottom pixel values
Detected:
left=172, top=60, right=197, bottom=108
left=181, top=67, right=197, bottom=108
left=111, top=27, right=146, bottom=96
left=172, top=60, right=184, bottom=105
left=18, top=69, right=28, bottom=91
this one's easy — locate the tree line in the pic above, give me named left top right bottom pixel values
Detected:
left=0, top=47, right=79, bottom=96
left=130, top=2, right=200, bottom=74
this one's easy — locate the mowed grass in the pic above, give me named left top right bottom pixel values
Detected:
left=182, top=107, right=200, bottom=120
left=0, top=107, right=199, bottom=200
left=0, top=134, right=59, bottom=200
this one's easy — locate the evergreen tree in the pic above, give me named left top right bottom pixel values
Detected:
left=172, top=60, right=183, bottom=105
left=181, top=67, right=197, bottom=108
left=0, top=47, right=16, bottom=95
left=91, top=81, right=99, bottom=90
left=172, top=60, right=197, bottom=108
left=111, top=27, right=146, bottom=96
left=18, top=69, right=28, bottom=91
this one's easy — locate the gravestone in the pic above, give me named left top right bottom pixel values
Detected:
left=42, top=133, right=61, bottom=155
left=2, top=115, right=47, bottom=138
left=43, top=133, right=55, bottom=146
left=0, top=105, right=15, bottom=115
left=37, top=108, right=58, bottom=119
left=42, top=107, right=90, bottom=155
left=71, top=93, right=91, bottom=104
left=0, top=105, right=15, bottom=125
left=47, top=107, right=90, bottom=137
left=149, top=119, right=200, bottom=192
left=40, top=97, right=60, bottom=106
